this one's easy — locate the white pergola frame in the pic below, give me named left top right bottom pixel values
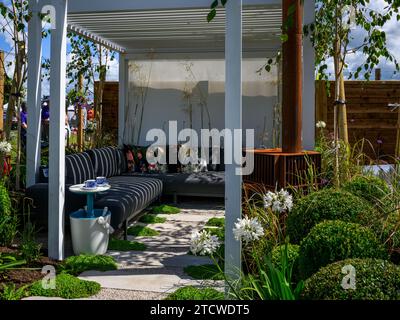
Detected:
left=27, top=0, right=315, bottom=282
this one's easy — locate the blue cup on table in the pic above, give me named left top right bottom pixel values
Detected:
left=96, top=176, right=107, bottom=186
left=84, top=179, right=97, bottom=189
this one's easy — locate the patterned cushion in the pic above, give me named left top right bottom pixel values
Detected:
left=87, top=147, right=119, bottom=178
left=65, top=153, right=95, bottom=185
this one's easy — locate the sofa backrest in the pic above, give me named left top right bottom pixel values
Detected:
left=86, top=147, right=121, bottom=178
left=65, top=152, right=95, bottom=185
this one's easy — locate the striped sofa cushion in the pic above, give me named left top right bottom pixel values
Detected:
left=116, top=148, right=127, bottom=175
left=65, top=153, right=95, bottom=185
left=87, top=147, right=119, bottom=178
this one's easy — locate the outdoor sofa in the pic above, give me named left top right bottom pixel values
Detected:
left=26, top=146, right=225, bottom=234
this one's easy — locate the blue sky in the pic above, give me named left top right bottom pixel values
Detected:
left=0, top=0, right=399, bottom=97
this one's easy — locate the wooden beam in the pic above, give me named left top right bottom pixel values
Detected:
left=26, top=0, right=43, bottom=187
left=282, top=0, right=303, bottom=153
left=48, top=0, right=67, bottom=261
left=224, top=0, right=242, bottom=284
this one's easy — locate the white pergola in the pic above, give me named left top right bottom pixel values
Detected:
left=27, top=0, right=315, bottom=279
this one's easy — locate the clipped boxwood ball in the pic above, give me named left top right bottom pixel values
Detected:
left=287, top=189, right=380, bottom=243
left=343, top=175, right=389, bottom=203
left=380, top=212, right=400, bottom=263
left=298, top=220, right=388, bottom=279
left=271, top=243, right=300, bottom=270
left=302, top=259, right=400, bottom=300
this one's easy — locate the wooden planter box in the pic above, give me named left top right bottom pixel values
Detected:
left=244, top=148, right=321, bottom=190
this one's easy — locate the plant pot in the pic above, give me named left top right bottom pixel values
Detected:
left=70, top=209, right=112, bottom=255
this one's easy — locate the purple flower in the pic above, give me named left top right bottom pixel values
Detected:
left=377, top=139, right=383, bottom=145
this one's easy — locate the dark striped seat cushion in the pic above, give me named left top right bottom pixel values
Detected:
left=87, top=147, right=119, bottom=178
left=95, top=176, right=163, bottom=229
left=65, top=153, right=95, bottom=185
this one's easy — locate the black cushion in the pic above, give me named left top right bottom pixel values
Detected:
left=95, top=176, right=163, bottom=229
left=65, top=153, right=95, bottom=185
left=87, top=147, right=119, bottom=178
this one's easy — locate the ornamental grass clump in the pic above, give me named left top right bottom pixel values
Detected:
left=298, top=220, right=388, bottom=279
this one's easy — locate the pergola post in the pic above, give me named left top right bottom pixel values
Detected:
left=118, top=53, right=128, bottom=146
left=48, top=0, right=68, bottom=260
left=26, top=0, right=43, bottom=188
left=302, top=0, right=315, bottom=150
left=225, top=0, right=242, bottom=283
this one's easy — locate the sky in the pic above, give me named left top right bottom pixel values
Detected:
left=0, top=0, right=399, bottom=99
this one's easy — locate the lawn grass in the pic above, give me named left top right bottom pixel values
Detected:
left=108, top=238, right=147, bottom=251
left=127, top=225, right=160, bottom=237
left=165, top=286, right=224, bottom=300
left=184, top=264, right=224, bottom=280
left=61, top=254, right=117, bottom=275
left=29, top=273, right=101, bottom=299
left=139, top=214, right=167, bottom=224
left=205, top=217, right=225, bottom=228
left=151, top=204, right=180, bottom=214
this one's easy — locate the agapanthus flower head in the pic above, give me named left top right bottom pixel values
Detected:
left=263, top=189, right=293, bottom=213
left=0, top=141, right=12, bottom=154
left=190, top=230, right=220, bottom=256
left=233, top=217, right=264, bottom=245
left=316, top=121, right=326, bottom=129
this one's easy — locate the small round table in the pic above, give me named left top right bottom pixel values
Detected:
left=69, top=184, right=111, bottom=218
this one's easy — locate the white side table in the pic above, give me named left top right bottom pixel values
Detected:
left=69, top=184, right=111, bottom=218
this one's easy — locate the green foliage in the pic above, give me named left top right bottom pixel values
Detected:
left=184, top=264, right=224, bottom=280
left=0, top=184, right=11, bottom=216
left=343, top=175, right=390, bottom=203
left=205, top=217, right=225, bottom=228
left=139, top=214, right=167, bottom=224
left=29, top=273, right=101, bottom=299
left=20, top=222, right=42, bottom=263
left=151, top=205, right=180, bottom=214
left=380, top=212, right=400, bottom=262
left=127, top=225, right=160, bottom=237
left=287, top=188, right=380, bottom=243
left=298, top=220, right=388, bottom=279
left=108, top=238, right=147, bottom=251
left=271, top=244, right=300, bottom=274
left=61, top=254, right=117, bottom=276
left=0, top=253, right=26, bottom=271
left=302, top=259, right=400, bottom=300
left=166, top=286, right=224, bottom=300
left=0, top=284, right=29, bottom=301
left=203, top=227, right=225, bottom=241
left=0, top=183, right=17, bottom=246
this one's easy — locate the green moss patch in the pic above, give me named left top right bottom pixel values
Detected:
left=151, top=205, right=180, bottom=214
left=108, top=238, right=147, bottom=251
left=166, top=286, right=224, bottom=300
left=205, top=217, right=225, bottom=228
left=61, top=254, right=117, bottom=275
left=184, top=264, right=224, bottom=280
left=139, top=215, right=167, bottom=224
left=127, top=225, right=160, bottom=237
left=29, top=273, right=101, bottom=299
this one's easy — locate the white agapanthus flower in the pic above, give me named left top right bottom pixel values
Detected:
left=0, top=141, right=12, bottom=154
left=233, top=217, right=264, bottom=244
left=316, top=121, right=326, bottom=129
left=263, top=189, right=293, bottom=213
left=190, top=230, right=220, bottom=256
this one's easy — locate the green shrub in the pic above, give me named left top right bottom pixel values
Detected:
left=151, top=205, right=180, bottom=214
left=287, top=189, right=380, bottom=243
left=61, top=254, right=117, bottom=275
left=206, top=217, right=225, bottom=228
left=343, top=175, right=389, bottom=203
left=139, top=214, right=167, bottom=224
left=29, top=273, right=101, bottom=299
left=302, top=259, right=400, bottom=300
left=271, top=243, right=300, bottom=273
left=0, top=284, right=29, bottom=301
left=127, top=225, right=159, bottom=237
left=203, top=227, right=225, bottom=241
left=0, top=184, right=17, bottom=247
left=184, top=264, right=224, bottom=280
left=299, top=220, right=388, bottom=279
left=380, top=212, right=400, bottom=263
left=108, top=238, right=147, bottom=251
left=166, top=286, right=224, bottom=300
